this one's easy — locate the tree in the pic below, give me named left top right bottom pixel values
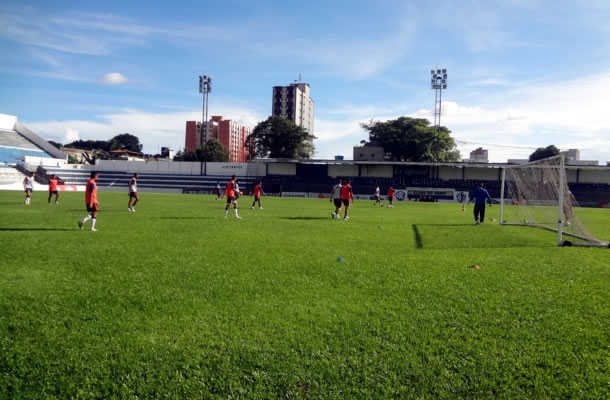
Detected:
left=250, top=116, right=315, bottom=159
left=360, top=117, right=460, bottom=162
left=200, top=139, right=229, bottom=162
left=172, top=140, right=229, bottom=162
left=529, top=145, right=560, bottom=162
left=48, top=140, right=62, bottom=149
left=64, top=139, right=110, bottom=151
left=109, top=133, right=143, bottom=152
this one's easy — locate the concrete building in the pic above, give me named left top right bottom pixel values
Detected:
left=185, top=121, right=203, bottom=152
left=566, top=149, right=580, bottom=161
left=272, top=83, right=315, bottom=157
left=353, top=146, right=385, bottom=161
left=185, top=116, right=250, bottom=162
left=469, top=147, right=488, bottom=163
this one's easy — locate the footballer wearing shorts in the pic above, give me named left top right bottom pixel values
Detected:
left=251, top=181, right=265, bottom=210
left=23, top=171, right=34, bottom=205
left=387, top=186, right=395, bottom=208
left=48, top=174, right=59, bottom=204
left=340, top=179, right=354, bottom=220
left=224, top=175, right=241, bottom=219
left=373, top=185, right=381, bottom=207
left=78, top=171, right=99, bottom=231
left=330, top=178, right=342, bottom=219
left=128, top=173, right=139, bottom=212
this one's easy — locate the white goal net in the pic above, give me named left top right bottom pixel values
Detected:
left=500, top=154, right=607, bottom=247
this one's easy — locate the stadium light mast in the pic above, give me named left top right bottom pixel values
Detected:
left=430, top=68, right=447, bottom=132
left=199, top=75, right=212, bottom=146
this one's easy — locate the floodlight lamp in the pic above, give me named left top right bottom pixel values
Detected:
left=437, top=69, right=441, bottom=73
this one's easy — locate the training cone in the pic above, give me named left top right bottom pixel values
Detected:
left=337, top=257, right=345, bottom=262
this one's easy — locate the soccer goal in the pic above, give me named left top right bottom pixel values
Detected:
left=499, top=153, right=609, bottom=247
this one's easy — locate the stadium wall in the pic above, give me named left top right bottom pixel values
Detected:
left=464, top=167, right=500, bottom=181
left=267, top=163, right=296, bottom=175
left=579, top=169, right=610, bottom=184
left=360, top=165, right=393, bottom=178
left=438, top=166, right=463, bottom=180
left=328, top=164, right=359, bottom=177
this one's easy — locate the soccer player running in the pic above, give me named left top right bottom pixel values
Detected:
left=469, top=183, right=493, bottom=224
left=23, top=171, right=35, bottom=205
left=330, top=178, right=342, bottom=219
left=373, top=185, right=382, bottom=207
left=48, top=174, right=60, bottom=204
left=251, top=181, right=265, bottom=210
left=128, top=173, right=139, bottom=212
left=340, top=179, right=355, bottom=220
left=387, top=186, right=396, bottom=208
left=224, top=175, right=241, bottom=219
left=78, top=171, right=100, bottom=231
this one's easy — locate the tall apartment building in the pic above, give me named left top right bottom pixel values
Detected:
left=185, top=116, right=250, bottom=162
left=272, top=83, right=315, bottom=157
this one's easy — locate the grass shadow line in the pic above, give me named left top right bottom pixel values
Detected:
left=280, top=217, right=330, bottom=220
left=0, top=228, right=74, bottom=231
left=158, top=217, right=213, bottom=220
left=412, top=224, right=423, bottom=249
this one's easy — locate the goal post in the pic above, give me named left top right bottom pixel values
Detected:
left=499, top=153, right=608, bottom=247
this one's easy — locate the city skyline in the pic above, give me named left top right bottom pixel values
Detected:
left=1, top=1, right=610, bottom=163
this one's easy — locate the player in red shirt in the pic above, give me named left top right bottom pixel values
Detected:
left=387, top=186, right=396, bottom=208
left=251, top=181, right=265, bottom=210
left=48, top=174, right=60, bottom=204
left=78, top=171, right=99, bottom=231
left=224, top=175, right=241, bottom=219
left=340, top=179, right=354, bottom=220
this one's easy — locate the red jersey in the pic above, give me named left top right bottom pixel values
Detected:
left=340, top=184, right=352, bottom=200
left=253, top=184, right=262, bottom=197
left=387, top=188, right=395, bottom=197
left=225, top=179, right=235, bottom=198
left=49, top=178, right=58, bottom=191
left=85, top=178, right=97, bottom=204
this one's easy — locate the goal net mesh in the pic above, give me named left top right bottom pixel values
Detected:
left=502, top=156, right=603, bottom=245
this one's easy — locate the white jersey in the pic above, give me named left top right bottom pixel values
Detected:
left=375, top=188, right=380, bottom=196
left=129, top=178, right=137, bottom=193
left=24, top=176, right=34, bottom=189
left=331, top=184, right=342, bottom=199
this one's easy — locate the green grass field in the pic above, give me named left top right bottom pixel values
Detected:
left=1, top=190, right=609, bottom=399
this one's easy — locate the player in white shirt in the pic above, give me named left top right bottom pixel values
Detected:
left=128, top=173, right=139, bottom=212
left=330, top=178, right=343, bottom=219
left=23, top=172, right=35, bottom=205
left=373, top=185, right=382, bottom=207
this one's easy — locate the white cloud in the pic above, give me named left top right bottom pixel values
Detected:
left=98, top=73, right=129, bottom=85
left=64, top=128, right=80, bottom=143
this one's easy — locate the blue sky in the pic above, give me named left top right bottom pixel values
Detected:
left=1, top=0, right=609, bottom=162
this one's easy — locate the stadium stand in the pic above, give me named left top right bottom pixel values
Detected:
left=43, top=166, right=257, bottom=193
left=0, top=128, right=55, bottom=164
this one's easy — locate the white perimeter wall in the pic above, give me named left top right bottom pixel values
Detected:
left=464, top=167, right=500, bottom=181
left=268, top=163, right=296, bottom=175
left=438, top=166, right=463, bottom=180
left=579, top=169, right=610, bottom=184
left=360, top=165, right=393, bottom=178
left=328, top=164, right=359, bottom=177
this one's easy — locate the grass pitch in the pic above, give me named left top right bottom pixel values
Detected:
left=0, top=191, right=609, bottom=399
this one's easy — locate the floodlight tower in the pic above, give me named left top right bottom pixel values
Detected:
left=430, top=69, right=447, bottom=131
left=199, top=75, right=212, bottom=145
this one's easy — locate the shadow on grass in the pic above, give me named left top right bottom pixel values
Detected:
left=0, top=228, right=73, bottom=231
left=280, top=217, right=330, bottom=220
left=157, top=216, right=213, bottom=220
left=412, top=225, right=423, bottom=249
